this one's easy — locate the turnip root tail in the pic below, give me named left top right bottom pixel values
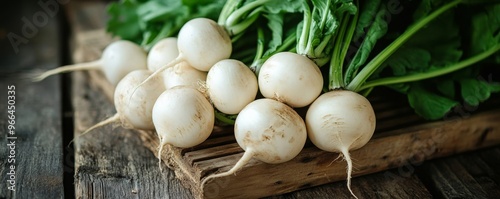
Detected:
left=139, top=56, right=182, bottom=87
left=158, top=136, right=166, bottom=171
left=200, top=150, right=254, bottom=190
left=68, top=113, right=120, bottom=147
left=341, top=148, right=358, bottom=199
left=32, top=60, right=101, bottom=82
left=130, top=57, right=183, bottom=103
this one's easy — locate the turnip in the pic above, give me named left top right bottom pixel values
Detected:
left=201, top=98, right=307, bottom=187
left=78, top=70, right=166, bottom=136
left=162, top=62, right=207, bottom=90
left=147, top=37, right=179, bottom=72
left=33, top=40, right=147, bottom=86
left=153, top=86, right=214, bottom=169
left=258, top=52, right=323, bottom=108
left=114, top=70, right=166, bottom=130
left=206, top=59, right=258, bottom=114
left=137, top=18, right=232, bottom=91
left=306, top=90, right=376, bottom=198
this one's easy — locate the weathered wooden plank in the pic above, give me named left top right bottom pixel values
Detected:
left=0, top=78, right=65, bottom=199
left=416, top=147, right=500, bottom=199
left=0, top=1, right=65, bottom=198
left=71, top=70, right=193, bottom=199
left=267, top=169, right=433, bottom=199
left=66, top=1, right=193, bottom=199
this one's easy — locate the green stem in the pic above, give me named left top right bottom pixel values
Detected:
left=214, top=111, right=236, bottom=125
left=339, top=8, right=358, bottom=71
left=298, top=2, right=312, bottom=54
left=346, top=0, right=462, bottom=91
left=329, top=9, right=358, bottom=90
left=312, top=0, right=333, bottom=57
left=314, top=35, right=332, bottom=57
left=251, top=29, right=297, bottom=75
left=250, top=27, right=265, bottom=72
left=276, top=31, right=297, bottom=52
left=358, top=43, right=500, bottom=91
left=304, top=7, right=318, bottom=56
left=218, top=0, right=241, bottom=25
left=226, top=0, right=270, bottom=26
left=231, top=31, right=245, bottom=43
left=329, top=14, right=348, bottom=90
left=227, top=7, right=262, bottom=36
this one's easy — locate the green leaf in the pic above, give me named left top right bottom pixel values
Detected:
left=264, top=0, right=304, bottom=13
left=352, top=0, right=382, bottom=41
left=412, top=0, right=446, bottom=21
left=106, top=0, right=142, bottom=42
left=436, top=79, right=456, bottom=99
left=263, top=13, right=284, bottom=56
left=460, top=78, right=500, bottom=106
left=381, top=8, right=462, bottom=78
left=344, top=3, right=388, bottom=85
left=407, top=83, right=458, bottom=120
left=106, top=0, right=225, bottom=49
left=470, top=3, right=500, bottom=55
left=298, top=0, right=356, bottom=66
left=387, top=48, right=431, bottom=76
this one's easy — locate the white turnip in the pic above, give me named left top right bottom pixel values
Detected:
left=114, top=70, right=166, bottom=130
left=162, top=62, right=207, bottom=90
left=137, top=18, right=232, bottom=91
left=147, top=37, right=179, bottom=72
left=206, top=59, right=258, bottom=114
left=152, top=86, right=214, bottom=169
left=34, top=40, right=147, bottom=86
left=77, top=70, right=165, bottom=137
left=258, top=52, right=323, bottom=108
left=306, top=90, right=376, bottom=198
left=201, top=98, right=307, bottom=187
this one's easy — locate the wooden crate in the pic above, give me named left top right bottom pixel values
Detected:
left=73, top=39, right=500, bottom=199
left=67, top=5, right=500, bottom=199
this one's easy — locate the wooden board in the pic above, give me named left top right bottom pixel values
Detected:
left=65, top=1, right=500, bottom=199
left=71, top=71, right=193, bottom=199
left=65, top=2, right=194, bottom=199
left=81, top=51, right=500, bottom=199
left=0, top=2, right=65, bottom=198
left=416, top=147, right=500, bottom=198
left=79, top=19, right=500, bottom=199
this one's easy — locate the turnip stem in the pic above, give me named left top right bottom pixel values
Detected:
left=225, top=0, right=270, bottom=27
left=358, top=43, right=500, bottom=91
left=200, top=150, right=254, bottom=189
left=32, top=60, right=101, bottom=82
left=346, top=0, right=461, bottom=91
left=298, top=2, right=312, bottom=54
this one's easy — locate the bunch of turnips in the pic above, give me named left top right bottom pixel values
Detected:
left=35, top=0, right=500, bottom=198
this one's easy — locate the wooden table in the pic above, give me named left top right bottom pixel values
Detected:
left=1, top=1, right=499, bottom=198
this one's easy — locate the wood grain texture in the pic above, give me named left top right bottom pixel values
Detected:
left=0, top=78, right=65, bottom=199
left=66, top=1, right=191, bottom=199
left=71, top=71, right=192, bottom=199
left=416, top=147, right=500, bottom=199
left=0, top=1, right=65, bottom=198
